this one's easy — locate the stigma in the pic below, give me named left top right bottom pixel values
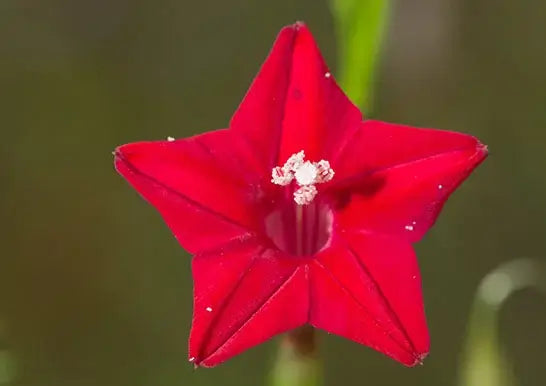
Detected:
left=271, top=150, right=334, bottom=205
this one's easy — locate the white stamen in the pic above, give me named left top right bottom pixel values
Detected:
left=294, top=161, right=318, bottom=186
left=271, top=150, right=335, bottom=205
left=167, top=136, right=175, bottom=142
left=271, top=166, right=293, bottom=185
left=325, top=72, right=331, bottom=78
left=206, top=307, right=213, bottom=312
left=315, top=160, right=334, bottom=183
left=189, top=357, right=195, bottom=362
left=405, top=225, right=414, bottom=231
left=294, top=185, right=318, bottom=205
left=283, top=150, right=305, bottom=172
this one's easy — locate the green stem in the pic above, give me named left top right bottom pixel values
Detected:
left=270, top=326, right=322, bottom=386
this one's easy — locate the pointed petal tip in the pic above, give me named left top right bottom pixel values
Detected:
left=113, top=143, right=135, bottom=161
left=411, top=352, right=429, bottom=367
left=279, top=21, right=311, bottom=38
left=112, top=146, right=122, bottom=158
left=398, top=351, right=428, bottom=367
left=191, top=354, right=225, bottom=369
left=113, top=145, right=134, bottom=173
left=286, top=21, right=306, bottom=30
left=112, top=139, right=176, bottom=166
left=188, top=355, right=207, bottom=369
left=189, top=359, right=199, bottom=370
left=275, top=21, right=308, bottom=42
left=112, top=146, right=126, bottom=170
left=477, top=141, right=489, bottom=156
left=471, top=140, right=489, bottom=166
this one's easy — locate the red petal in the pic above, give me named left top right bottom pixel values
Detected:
left=310, top=234, right=428, bottom=366
left=114, top=130, right=264, bottom=254
left=189, top=242, right=308, bottom=367
left=230, top=22, right=361, bottom=170
left=333, top=120, right=488, bottom=241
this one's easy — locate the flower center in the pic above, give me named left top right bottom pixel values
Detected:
left=266, top=151, right=335, bottom=256
left=271, top=150, right=335, bottom=205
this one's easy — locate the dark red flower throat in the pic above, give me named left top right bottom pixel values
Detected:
left=265, top=192, right=333, bottom=256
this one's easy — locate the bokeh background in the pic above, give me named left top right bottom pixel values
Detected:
left=1, top=0, right=545, bottom=385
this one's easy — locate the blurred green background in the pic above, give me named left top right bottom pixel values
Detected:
left=1, top=0, right=545, bottom=385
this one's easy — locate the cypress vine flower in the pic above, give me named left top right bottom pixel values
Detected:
left=114, top=22, right=487, bottom=368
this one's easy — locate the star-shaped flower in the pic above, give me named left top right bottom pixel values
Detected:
left=114, top=22, right=487, bottom=367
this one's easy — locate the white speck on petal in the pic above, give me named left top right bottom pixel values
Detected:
left=438, top=184, right=443, bottom=190
left=405, top=225, right=414, bottom=231
left=412, top=221, right=417, bottom=225
left=412, top=275, right=417, bottom=279
left=206, top=307, right=213, bottom=312
left=189, top=357, right=195, bottom=362
left=325, top=72, right=331, bottom=78
left=167, top=136, right=175, bottom=142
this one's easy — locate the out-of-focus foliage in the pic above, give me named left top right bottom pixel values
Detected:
left=0, top=321, right=16, bottom=385
left=330, top=0, right=390, bottom=111
left=0, top=350, right=16, bottom=385
left=270, top=330, right=322, bottom=386
left=459, top=259, right=546, bottom=386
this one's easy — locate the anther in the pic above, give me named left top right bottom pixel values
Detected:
left=271, top=166, right=293, bottom=186
left=283, top=150, right=305, bottom=172
left=315, top=160, right=335, bottom=183
left=294, top=185, right=318, bottom=205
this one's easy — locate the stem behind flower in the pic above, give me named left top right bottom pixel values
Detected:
left=270, top=326, right=322, bottom=386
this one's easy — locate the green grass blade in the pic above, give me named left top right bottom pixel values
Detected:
left=330, top=0, right=391, bottom=112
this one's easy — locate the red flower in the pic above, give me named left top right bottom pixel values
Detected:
left=114, top=22, right=487, bottom=367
